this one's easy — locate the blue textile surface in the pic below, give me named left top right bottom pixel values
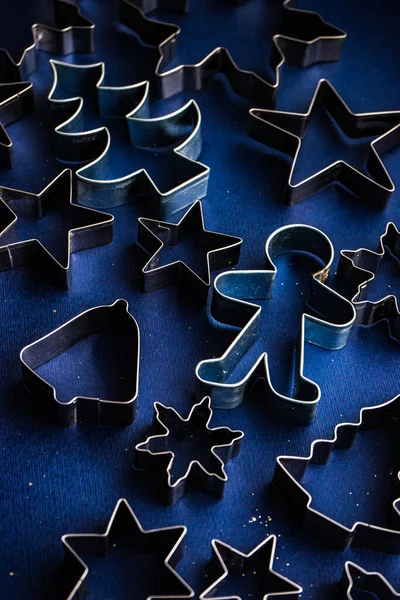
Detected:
left=0, top=0, right=399, bottom=598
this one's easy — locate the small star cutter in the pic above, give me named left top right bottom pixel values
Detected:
left=337, top=222, right=400, bottom=341
left=134, top=396, right=244, bottom=505
left=0, top=168, right=113, bottom=289
left=48, top=59, right=209, bottom=218
left=137, top=200, right=242, bottom=303
left=60, top=498, right=194, bottom=600
left=120, top=0, right=346, bottom=105
left=199, top=534, right=302, bottom=600
left=341, top=562, right=400, bottom=599
left=20, top=299, right=140, bottom=427
left=249, top=78, right=400, bottom=207
left=195, top=223, right=356, bottom=425
left=0, top=0, right=94, bottom=82
left=272, top=395, right=400, bottom=553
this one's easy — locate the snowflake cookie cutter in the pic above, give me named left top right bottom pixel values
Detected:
left=134, top=397, right=244, bottom=504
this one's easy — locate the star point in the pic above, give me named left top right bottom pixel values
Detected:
left=343, top=562, right=399, bottom=599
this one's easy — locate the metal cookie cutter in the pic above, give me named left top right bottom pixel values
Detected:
left=249, top=79, right=400, bottom=206
left=0, top=80, right=34, bottom=167
left=20, top=299, right=140, bottom=427
left=272, top=395, right=400, bottom=553
left=134, top=396, right=244, bottom=505
left=0, top=169, right=113, bottom=289
left=200, top=534, right=302, bottom=600
left=138, top=200, right=242, bottom=304
left=120, top=0, right=345, bottom=106
left=337, top=222, right=400, bottom=341
left=340, top=562, right=399, bottom=599
left=195, top=224, right=355, bottom=425
left=0, top=0, right=94, bottom=82
left=48, top=60, right=209, bottom=217
left=60, top=498, right=194, bottom=600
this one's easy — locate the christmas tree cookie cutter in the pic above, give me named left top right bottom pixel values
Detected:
left=273, top=395, right=400, bottom=553
left=48, top=59, right=209, bottom=218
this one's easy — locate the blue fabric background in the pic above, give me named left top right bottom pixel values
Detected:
left=0, top=0, right=399, bottom=598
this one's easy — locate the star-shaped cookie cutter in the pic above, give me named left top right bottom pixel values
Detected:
left=195, top=223, right=356, bottom=424
left=20, top=299, right=140, bottom=427
left=0, top=80, right=34, bottom=167
left=60, top=498, right=194, bottom=600
left=134, top=396, right=244, bottom=504
left=341, top=562, right=399, bottom=599
left=272, top=395, right=400, bottom=553
left=200, top=534, right=302, bottom=600
left=337, top=222, right=400, bottom=341
left=249, top=79, right=400, bottom=206
left=0, top=169, right=113, bottom=288
left=137, top=200, right=242, bottom=303
left=120, top=0, right=346, bottom=105
left=0, top=0, right=94, bottom=81
left=48, top=59, right=209, bottom=217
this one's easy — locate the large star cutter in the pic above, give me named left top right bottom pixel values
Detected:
left=60, top=498, right=194, bottom=600
left=48, top=59, right=209, bottom=217
left=134, top=397, right=244, bottom=505
left=249, top=79, right=400, bottom=206
left=195, top=223, right=356, bottom=425
left=138, top=200, right=242, bottom=304
left=0, top=0, right=94, bottom=81
left=272, top=395, right=400, bottom=553
left=200, top=534, right=302, bottom=600
left=337, top=222, right=400, bottom=341
left=0, top=169, right=113, bottom=289
left=341, top=562, right=400, bottom=599
left=120, top=0, right=346, bottom=105
left=20, top=299, right=140, bottom=427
